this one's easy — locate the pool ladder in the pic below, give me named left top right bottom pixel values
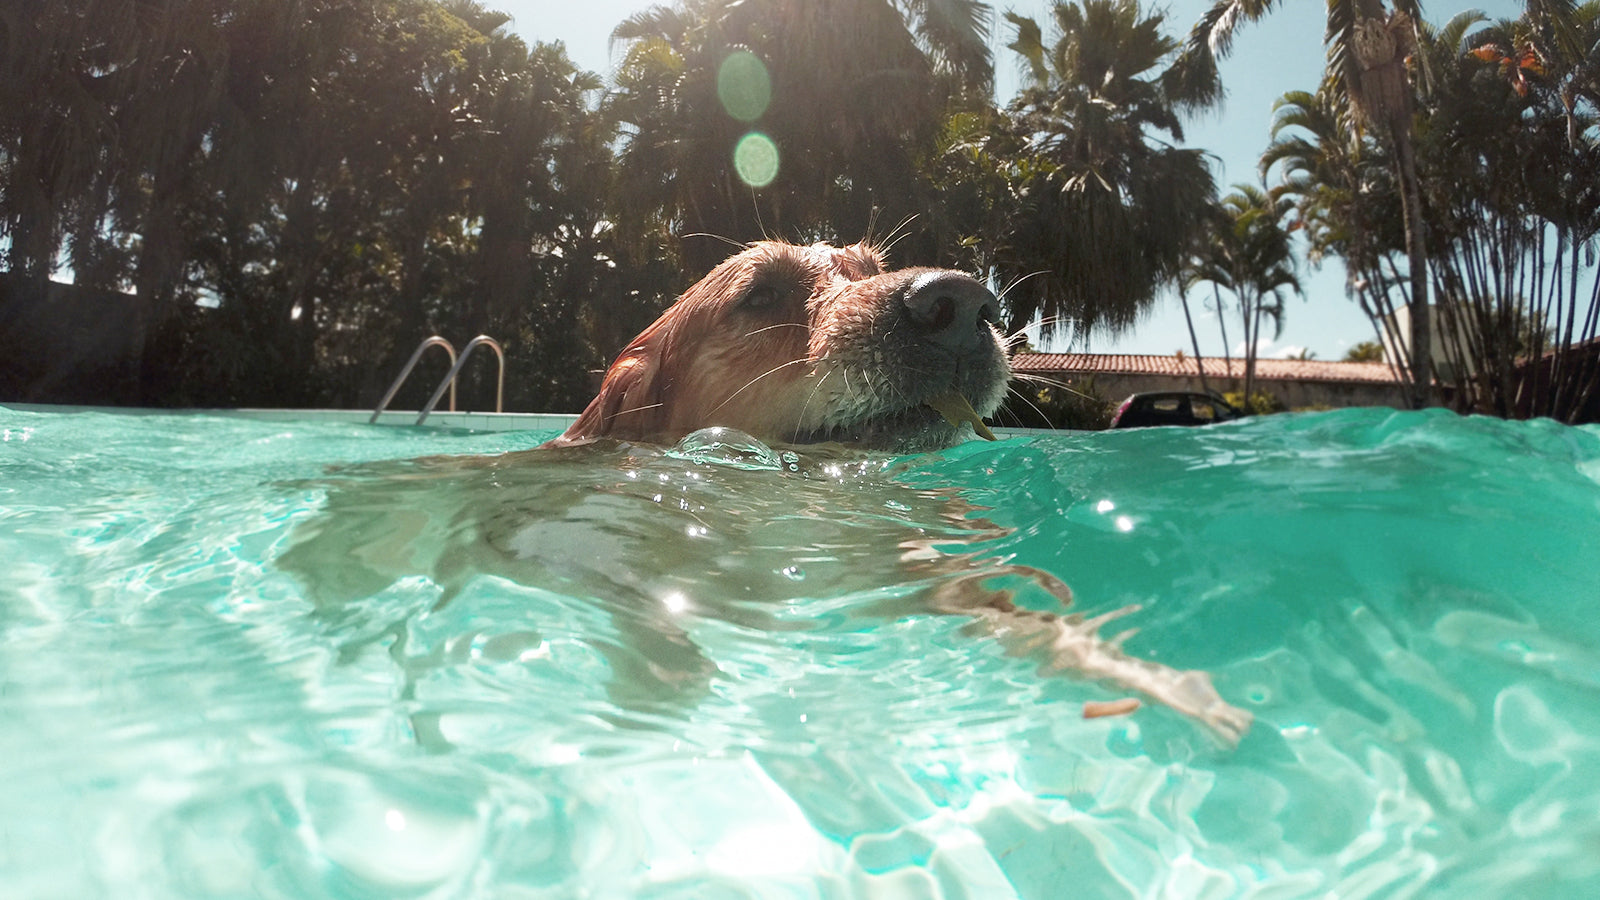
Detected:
left=370, top=335, right=505, bottom=425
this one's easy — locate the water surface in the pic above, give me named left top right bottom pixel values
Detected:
left=2, top=405, right=1598, bottom=898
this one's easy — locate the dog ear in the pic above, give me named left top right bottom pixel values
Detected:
left=552, top=328, right=672, bottom=444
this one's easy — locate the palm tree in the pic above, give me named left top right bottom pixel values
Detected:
left=1260, top=84, right=1366, bottom=269
left=1176, top=280, right=1214, bottom=396
left=1186, top=185, right=1302, bottom=402
left=1260, top=80, right=1415, bottom=385
left=1181, top=0, right=1433, bottom=408
left=994, top=0, right=1218, bottom=341
left=1424, top=6, right=1600, bottom=419
left=608, top=0, right=992, bottom=274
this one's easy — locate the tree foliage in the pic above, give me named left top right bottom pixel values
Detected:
left=2, top=0, right=627, bottom=411
left=970, top=0, right=1219, bottom=342
left=606, top=0, right=993, bottom=275
left=1181, top=0, right=1435, bottom=407
left=1184, top=184, right=1302, bottom=402
left=1263, top=4, right=1600, bottom=421
left=3, top=0, right=1598, bottom=423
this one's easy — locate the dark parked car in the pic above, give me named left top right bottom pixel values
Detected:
left=1109, top=392, right=1242, bottom=429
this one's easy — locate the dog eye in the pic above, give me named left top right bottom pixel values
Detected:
left=741, top=284, right=782, bottom=310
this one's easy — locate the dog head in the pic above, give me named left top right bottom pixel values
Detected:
left=553, top=240, right=1010, bottom=451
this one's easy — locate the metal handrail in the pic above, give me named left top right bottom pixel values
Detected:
left=370, top=336, right=457, bottom=424
left=416, top=335, right=504, bottom=425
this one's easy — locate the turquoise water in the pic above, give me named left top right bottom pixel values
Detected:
left=2, top=405, right=1599, bottom=899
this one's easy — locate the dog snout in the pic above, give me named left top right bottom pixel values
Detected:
left=903, top=271, right=999, bottom=352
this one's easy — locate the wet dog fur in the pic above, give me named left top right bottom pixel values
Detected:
left=548, top=240, right=1009, bottom=452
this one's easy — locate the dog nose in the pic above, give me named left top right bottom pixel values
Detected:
left=903, top=271, right=999, bottom=351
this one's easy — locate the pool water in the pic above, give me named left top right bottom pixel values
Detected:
left=2, top=405, right=1598, bottom=899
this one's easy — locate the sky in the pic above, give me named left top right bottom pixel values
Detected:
left=503, top=0, right=1522, bottom=362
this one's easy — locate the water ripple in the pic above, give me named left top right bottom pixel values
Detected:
left=3, top=406, right=1600, bottom=897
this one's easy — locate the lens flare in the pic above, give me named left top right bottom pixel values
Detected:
left=716, top=50, right=771, bottom=123
left=733, top=132, right=779, bottom=189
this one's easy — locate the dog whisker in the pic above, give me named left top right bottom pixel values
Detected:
left=878, top=214, right=919, bottom=257
left=1011, top=371, right=1101, bottom=404
left=862, top=208, right=884, bottom=248
left=1004, top=383, right=1059, bottom=429
left=796, top=366, right=836, bottom=435
left=1030, top=314, right=1069, bottom=334
left=996, top=270, right=1049, bottom=305
left=743, top=322, right=813, bottom=339
left=1004, top=313, right=1074, bottom=351
left=705, top=356, right=812, bottom=418
left=609, top=401, right=666, bottom=419
left=680, top=232, right=749, bottom=252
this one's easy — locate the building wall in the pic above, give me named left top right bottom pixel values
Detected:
left=1069, top=372, right=1407, bottom=410
left=1381, top=302, right=1479, bottom=382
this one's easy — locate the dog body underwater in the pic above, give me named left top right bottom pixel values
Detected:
left=282, top=241, right=1251, bottom=744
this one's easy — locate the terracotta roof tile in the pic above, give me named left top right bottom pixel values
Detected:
left=1011, top=352, right=1402, bottom=385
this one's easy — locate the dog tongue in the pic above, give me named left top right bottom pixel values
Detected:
left=926, top=390, right=997, bottom=441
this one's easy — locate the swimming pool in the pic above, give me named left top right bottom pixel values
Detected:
left=3, top=403, right=1598, bottom=898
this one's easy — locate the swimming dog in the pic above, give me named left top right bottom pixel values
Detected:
left=283, top=241, right=1251, bottom=745
left=548, top=240, right=1007, bottom=452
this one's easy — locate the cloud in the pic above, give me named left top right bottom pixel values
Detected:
left=1233, top=339, right=1312, bottom=360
